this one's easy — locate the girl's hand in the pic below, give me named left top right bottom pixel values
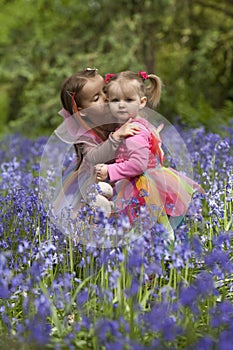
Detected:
left=95, top=164, right=109, bottom=181
left=113, top=118, right=140, bottom=140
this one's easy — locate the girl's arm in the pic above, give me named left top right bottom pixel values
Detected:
left=81, top=132, right=121, bottom=165
left=83, top=121, right=140, bottom=165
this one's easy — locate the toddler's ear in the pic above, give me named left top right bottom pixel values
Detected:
left=139, top=96, right=147, bottom=109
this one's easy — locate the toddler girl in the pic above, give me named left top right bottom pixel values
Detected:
left=95, top=70, right=204, bottom=239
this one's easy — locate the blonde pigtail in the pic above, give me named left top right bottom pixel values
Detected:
left=146, top=74, right=162, bottom=108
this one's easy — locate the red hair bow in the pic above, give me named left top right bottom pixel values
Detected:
left=138, top=70, right=148, bottom=80
left=105, top=73, right=115, bottom=83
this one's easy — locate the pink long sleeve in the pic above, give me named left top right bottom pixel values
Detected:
left=107, top=125, right=150, bottom=182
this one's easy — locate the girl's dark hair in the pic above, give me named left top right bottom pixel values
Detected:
left=60, top=69, right=118, bottom=167
left=60, top=68, right=98, bottom=114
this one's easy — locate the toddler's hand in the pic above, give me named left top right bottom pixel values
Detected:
left=113, top=118, right=140, bottom=140
left=95, top=164, right=109, bottom=181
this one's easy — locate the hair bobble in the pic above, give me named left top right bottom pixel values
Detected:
left=85, top=67, right=98, bottom=72
left=66, top=90, right=76, bottom=98
left=138, top=70, right=149, bottom=80
left=105, top=73, right=115, bottom=83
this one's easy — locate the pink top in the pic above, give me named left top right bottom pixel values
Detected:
left=107, top=118, right=161, bottom=182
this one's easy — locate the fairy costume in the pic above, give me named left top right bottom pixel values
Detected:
left=53, top=107, right=121, bottom=215
left=50, top=103, right=202, bottom=239
left=106, top=116, right=203, bottom=226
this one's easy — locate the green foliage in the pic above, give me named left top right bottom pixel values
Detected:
left=0, top=86, right=9, bottom=134
left=176, top=95, right=222, bottom=129
left=0, top=0, right=232, bottom=137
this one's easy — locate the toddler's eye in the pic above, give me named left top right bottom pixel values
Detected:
left=125, top=98, right=133, bottom=102
left=110, top=98, right=119, bottom=103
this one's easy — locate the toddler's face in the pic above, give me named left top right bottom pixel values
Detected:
left=108, top=81, right=146, bottom=122
left=80, top=75, right=106, bottom=110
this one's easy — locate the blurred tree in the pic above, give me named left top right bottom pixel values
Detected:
left=157, top=0, right=233, bottom=127
left=0, top=0, right=232, bottom=136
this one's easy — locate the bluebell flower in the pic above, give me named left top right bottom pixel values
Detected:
left=108, top=269, right=120, bottom=289
left=0, top=282, right=10, bottom=299
left=80, top=315, right=92, bottom=330
left=76, top=288, right=89, bottom=307
left=126, top=278, right=140, bottom=297
left=205, top=247, right=233, bottom=275
left=28, top=318, right=51, bottom=345
left=179, top=285, right=198, bottom=307
left=218, top=329, right=233, bottom=350
left=142, top=301, right=170, bottom=332
left=162, top=315, right=182, bottom=342
left=95, top=318, right=120, bottom=343
left=103, top=289, right=113, bottom=302
left=1, top=126, right=233, bottom=348
left=34, top=293, right=51, bottom=318
left=210, top=300, right=233, bottom=328
left=105, top=340, right=124, bottom=350
left=194, top=335, right=215, bottom=350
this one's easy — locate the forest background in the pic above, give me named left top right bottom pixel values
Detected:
left=0, top=0, right=232, bottom=138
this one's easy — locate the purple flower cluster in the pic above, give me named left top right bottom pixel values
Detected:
left=0, top=124, right=232, bottom=349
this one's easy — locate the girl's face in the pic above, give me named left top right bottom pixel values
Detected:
left=79, top=74, right=107, bottom=110
left=108, top=80, right=147, bottom=122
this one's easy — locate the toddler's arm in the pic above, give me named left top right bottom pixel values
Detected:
left=96, top=126, right=150, bottom=182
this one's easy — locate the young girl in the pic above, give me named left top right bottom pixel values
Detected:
left=95, top=70, right=204, bottom=239
left=54, top=68, right=140, bottom=217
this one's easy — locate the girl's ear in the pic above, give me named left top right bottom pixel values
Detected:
left=139, top=96, right=147, bottom=109
left=78, top=107, right=87, bottom=117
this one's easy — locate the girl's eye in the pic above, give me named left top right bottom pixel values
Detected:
left=125, top=98, right=133, bottom=102
left=110, top=99, right=119, bottom=103
left=93, top=95, right=99, bottom=102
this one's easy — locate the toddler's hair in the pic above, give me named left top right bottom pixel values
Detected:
left=60, top=68, right=98, bottom=114
left=105, top=70, right=162, bottom=108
